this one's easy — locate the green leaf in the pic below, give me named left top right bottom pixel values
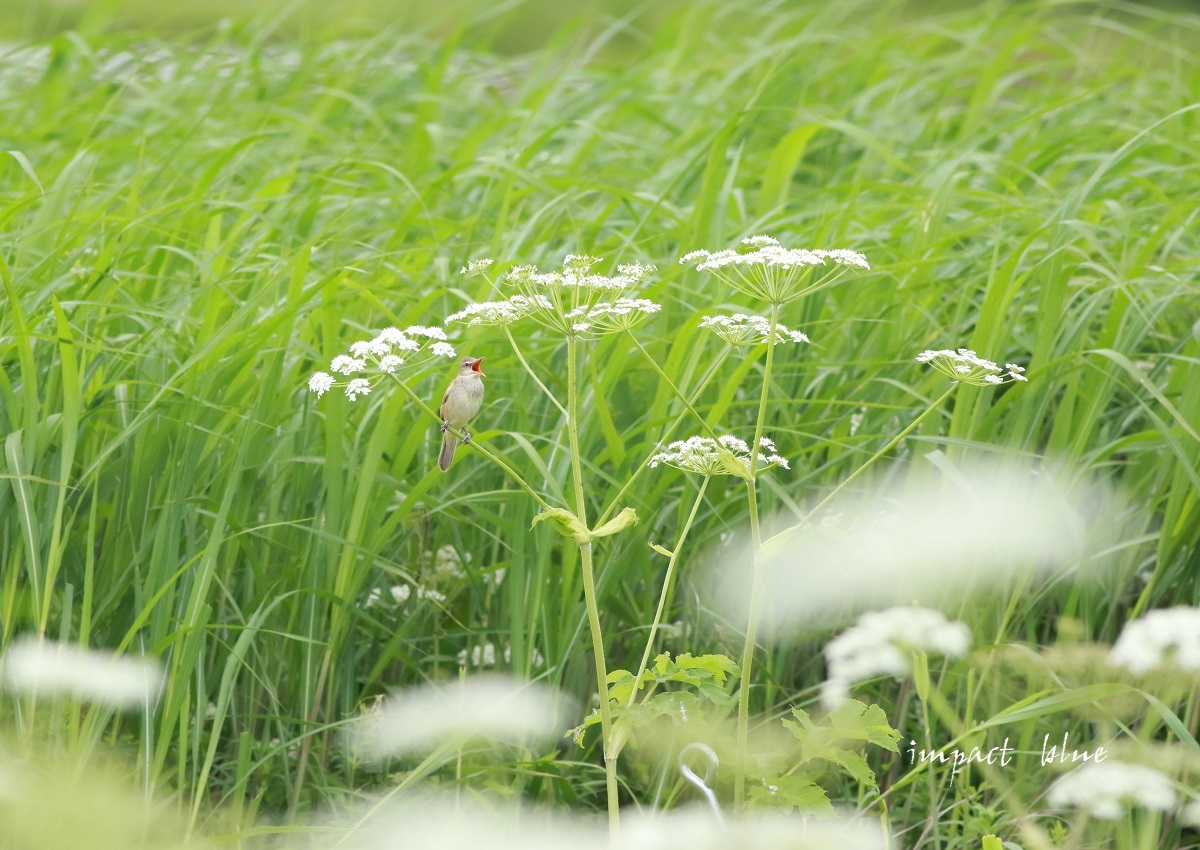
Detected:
left=531, top=508, right=591, bottom=543
left=782, top=700, right=902, bottom=792
left=590, top=506, right=639, bottom=539
left=747, top=774, right=834, bottom=815
left=981, top=837, right=1003, bottom=850
left=648, top=542, right=673, bottom=558
left=654, top=652, right=739, bottom=687
left=566, top=709, right=603, bottom=747
left=605, top=669, right=639, bottom=704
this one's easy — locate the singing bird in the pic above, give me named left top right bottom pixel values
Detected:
left=438, top=356, right=485, bottom=472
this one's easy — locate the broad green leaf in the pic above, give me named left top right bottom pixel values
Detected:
left=747, top=774, right=834, bottom=815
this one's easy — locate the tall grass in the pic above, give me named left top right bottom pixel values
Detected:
left=1, top=0, right=1198, bottom=846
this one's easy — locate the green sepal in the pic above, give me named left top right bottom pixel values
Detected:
left=531, top=508, right=591, bottom=543
left=590, top=506, right=639, bottom=539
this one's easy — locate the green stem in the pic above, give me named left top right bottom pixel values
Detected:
left=759, top=383, right=959, bottom=556
left=628, top=335, right=719, bottom=440
left=734, top=302, right=781, bottom=809
left=595, top=346, right=730, bottom=527
left=566, top=335, right=620, bottom=837
left=503, top=326, right=568, bottom=417
left=387, top=373, right=554, bottom=512
left=627, top=475, right=710, bottom=708
left=922, top=687, right=1054, bottom=850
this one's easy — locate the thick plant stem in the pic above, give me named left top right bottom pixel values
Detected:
left=627, top=475, right=710, bottom=708
left=580, top=541, right=620, bottom=835
left=387, top=373, right=554, bottom=511
left=734, top=302, right=780, bottom=809
left=566, top=335, right=620, bottom=836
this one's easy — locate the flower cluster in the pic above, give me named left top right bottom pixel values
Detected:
left=820, top=607, right=970, bottom=708
left=1, top=638, right=163, bottom=709
left=308, top=326, right=457, bottom=402
left=365, top=583, right=446, bottom=608
left=649, top=435, right=789, bottom=477
left=1047, top=761, right=1178, bottom=820
left=565, top=298, right=662, bottom=333
left=681, top=235, right=869, bottom=305
left=700, top=313, right=810, bottom=346
left=447, top=254, right=659, bottom=337
left=915, top=348, right=1027, bottom=387
left=444, top=295, right=551, bottom=327
left=1108, top=606, right=1200, bottom=675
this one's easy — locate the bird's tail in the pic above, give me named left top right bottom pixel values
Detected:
left=438, top=431, right=458, bottom=472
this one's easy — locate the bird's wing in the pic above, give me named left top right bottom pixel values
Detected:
left=439, top=381, right=453, bottom=420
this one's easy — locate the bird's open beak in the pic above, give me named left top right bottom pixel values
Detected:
left=471, top=357, right=485, bottom=376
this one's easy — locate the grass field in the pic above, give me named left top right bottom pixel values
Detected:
left=1, top=1, right=1199, bottom=848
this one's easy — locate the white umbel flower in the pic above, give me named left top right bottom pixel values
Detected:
left=1, top=638, right=162, bottom=709
left=700, top=313, right=810, bottom=346
left=649, top=435, right=789, bottom=478
left=916, top=348, right=1027, bottom=386
left=308, top=372, right=334, bottom=397
left=820, top=607, right=970, bottom=708
left=307, top=325, right=456, bottom=402
left=1109, top=606, right=1200, bottom=675
left=350, top=676, right=563, bottom=757
left=681, top=236, right=868, bottom=305
left=459, top=258, right=494, bottom=276
left=484, top=255, right=659, bottom=336
left=445, top=296, right=546, bottom=327
left=1047, top=761, right=1177, bottom=820
left=565, top=298, right=662, bottom=334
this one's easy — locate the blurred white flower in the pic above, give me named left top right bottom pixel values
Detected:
left=820, top=607, right=969, bottom=708
left=1, top=638, right=162, bottom=709
left=433, top=545, right=467, bottom=580
left=457, top=643, right=497, bottom=668
left=1047, top=761, right=1177, bottom=819
left=502, top=644, right=545, bottom=668
left=916, top=348, right=1027, bottom=386
left=717, top=461, right=1112, bottom=633
left=345, top=379, right=371, bottom=401
left=416, top=586, right=447, bottom=604
left=365, top=588, right=383, bottom=609
left=311, top=799, right=886, bottom=850
left=649, top=435, right=789, bottom=477
left=349, top=676, right=564, bottom=757
left=482, top=567, right=506, bottom=586
left=1182, top=798, right=1200, bottom=827
left=1108, top=606, right=1200, bottom=675
left=700, top=313, right=810, bottom=346
left=390, top=585, right=411, bottom=605
left=681, top=236, right=868, bottom=304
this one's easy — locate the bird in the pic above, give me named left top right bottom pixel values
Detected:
left=438, top=356, right=485, bottom=472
